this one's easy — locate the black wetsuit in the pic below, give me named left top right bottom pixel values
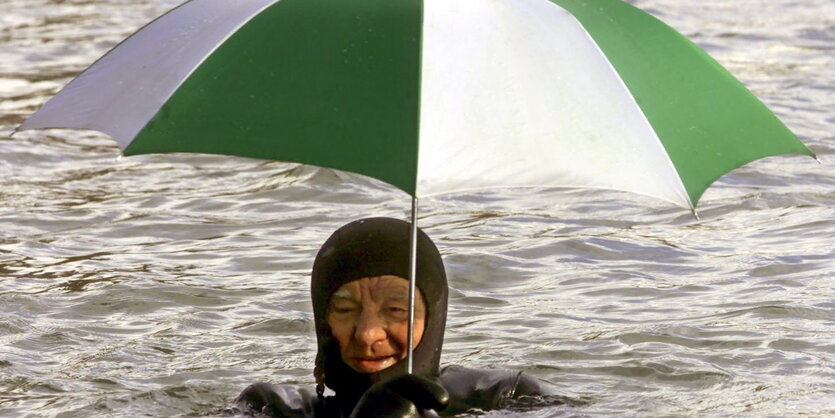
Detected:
left=233, top=218, right=560, bottom=417
left=235, top=365, right=549, bottom=416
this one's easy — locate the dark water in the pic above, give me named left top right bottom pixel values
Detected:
left=1, top=0, right=834, bottom=416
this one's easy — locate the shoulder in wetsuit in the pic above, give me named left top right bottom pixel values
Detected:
left=235, top=365, right=551, bottom=416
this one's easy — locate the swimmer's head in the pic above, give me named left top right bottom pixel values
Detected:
left=311, top=218, right=447, bottom=399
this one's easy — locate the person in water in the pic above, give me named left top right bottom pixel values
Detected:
left=234, top=217, right=554, bottom=417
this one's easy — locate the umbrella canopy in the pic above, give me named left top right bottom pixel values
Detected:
left=17, top=0, right=814, bottom=212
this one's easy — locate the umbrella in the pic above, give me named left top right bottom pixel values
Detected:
left=16, top=0, right=815, bottom=373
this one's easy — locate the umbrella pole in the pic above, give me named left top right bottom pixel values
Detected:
left=406, top=195, right=418, bottom=374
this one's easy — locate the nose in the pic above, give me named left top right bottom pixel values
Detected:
left=354, top=308, right=387, bottom=350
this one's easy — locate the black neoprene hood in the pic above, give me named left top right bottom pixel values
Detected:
left=310, top=217, right=448, bottom=410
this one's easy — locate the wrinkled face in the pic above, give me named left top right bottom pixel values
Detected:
left=327, top=275, right=426, bottom=374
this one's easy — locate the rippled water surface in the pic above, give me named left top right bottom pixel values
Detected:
left=1, top=0, right=834, bottom=416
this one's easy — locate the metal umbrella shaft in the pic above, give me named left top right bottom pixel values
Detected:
left=406, top=196, right=418, bottom=374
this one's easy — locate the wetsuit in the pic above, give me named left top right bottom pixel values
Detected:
left=233, top=218, right=560, bottom=417
left=236, top=365, right=548, bottom=416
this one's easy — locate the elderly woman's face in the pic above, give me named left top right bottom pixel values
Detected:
left=327, top=275, right=426, bottom=374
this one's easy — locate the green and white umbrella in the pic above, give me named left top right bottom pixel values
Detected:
left=18, top=0, right=815, bottom=372
left=18, top=0, right=814, bottom=210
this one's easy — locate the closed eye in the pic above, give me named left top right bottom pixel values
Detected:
left=332, top=306, right=358, bottom=314
left=386, top=306, right=409, bottom=318
left=329, top=297, right=359, bottom=315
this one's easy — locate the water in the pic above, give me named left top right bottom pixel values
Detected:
left=1, top=0, right=833, bottom=416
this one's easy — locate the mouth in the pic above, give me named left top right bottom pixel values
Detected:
left=350, top=355, right=399, bottom=373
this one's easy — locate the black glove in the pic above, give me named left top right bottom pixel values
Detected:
left=350, top=374, right=450, bottom=418
left=235, top=382, right=306, bottom=417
